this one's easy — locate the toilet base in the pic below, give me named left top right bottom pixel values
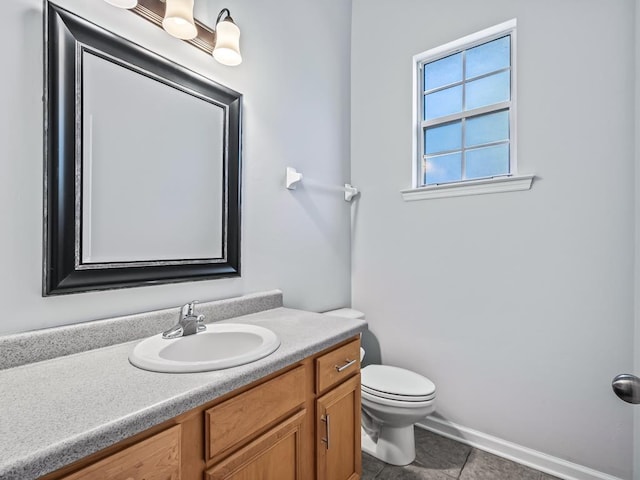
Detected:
left=361, top=424, right=416, bottom=466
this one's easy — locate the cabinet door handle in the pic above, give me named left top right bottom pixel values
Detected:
left=335, top=359, right=356, bottom=372
left=321, top=414, right=331, bottom=449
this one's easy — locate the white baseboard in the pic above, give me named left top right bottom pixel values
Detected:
left=417, top=417, right=625, bottom=480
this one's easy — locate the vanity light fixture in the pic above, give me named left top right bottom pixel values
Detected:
left=162, top=0, right=197, bottom=40
left=212, top=8, right=242, bottom=66
left=103, top=0, right=242, bottom=66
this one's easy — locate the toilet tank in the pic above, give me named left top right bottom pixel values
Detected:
left=323, top=308, right=365, bottom=320
left=323, top=308, right=366, bottom=360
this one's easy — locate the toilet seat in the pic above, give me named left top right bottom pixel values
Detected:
left=361, top=365, right=436, bottom=402
left=361, top=388, right=435, bottom=408
left=362, top=385, right=435, bottom=402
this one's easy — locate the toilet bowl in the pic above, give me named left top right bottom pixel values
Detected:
left=323, top=308, right=437, bottom=466
left=360, top=364, right=436, bottom=465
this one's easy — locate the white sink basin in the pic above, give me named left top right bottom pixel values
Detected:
left=129, top=323, right=280, bottom=373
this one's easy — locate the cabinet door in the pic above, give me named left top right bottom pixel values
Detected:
left=59, top=425, right=181, bottom=480
left=316, top=375, right=361, bottom=480
left=205, top=410, right=306, bottom=480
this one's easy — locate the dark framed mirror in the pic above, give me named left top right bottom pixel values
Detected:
left=44, top=2, right=242, bottom=296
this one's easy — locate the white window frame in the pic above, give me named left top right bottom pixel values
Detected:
left=403, top=18, right=533, bottom=201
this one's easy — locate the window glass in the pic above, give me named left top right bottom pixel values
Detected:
left=425, top=153, right=462, bottom=184
left=465, top=36, right=510, bottom=79
left=424, top=52, right=462, bottom=91
left=424, top=85, right=463, bottom=120
left=465, top=110, right=509, bottom=147
left=425, top=120, right=462, bottom=155
left=465, top=144, right=509, bottom=178
left=465, top=71, right=510, bottom=111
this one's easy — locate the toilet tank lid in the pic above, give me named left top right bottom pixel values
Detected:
left=323, top=308, right=365, bottom=319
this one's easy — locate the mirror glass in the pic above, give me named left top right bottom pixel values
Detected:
left=44, top=3, right=242, bottom=295
left=81, top=52, right=224, bottom=264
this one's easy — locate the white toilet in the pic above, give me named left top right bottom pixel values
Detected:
left=324, top=309, right=437, bottom=466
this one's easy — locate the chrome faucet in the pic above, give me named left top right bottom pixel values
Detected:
left=162, top=301, right=206, bottom=339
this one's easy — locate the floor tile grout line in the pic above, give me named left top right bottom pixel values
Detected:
left=457, top=446, right=474, bottom=479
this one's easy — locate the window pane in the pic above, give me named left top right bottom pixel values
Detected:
left=424, top=53, right=462, bottom=91
left=465, top=110, right=509, bottom=147
left=465, top=144, right=509, bottom=179
left=466, top=36, right=510, bottom=79
left=425, top=120, right=462, bottom=154
left=424, top=85, right=463, bottom=120
left=465, top=71, right=510, bottom=110
left=424, top=152, right=462, bottom=185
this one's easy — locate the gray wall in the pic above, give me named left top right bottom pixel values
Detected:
left=0, top=0, right=352, bottom=335
left=351, top=0, right=635, bottom=478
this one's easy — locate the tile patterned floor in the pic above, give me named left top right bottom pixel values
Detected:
left=362, top=428, right=561, bottom=480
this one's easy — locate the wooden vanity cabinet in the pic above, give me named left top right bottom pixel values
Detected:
left=41, top=337, right=361, bottom=480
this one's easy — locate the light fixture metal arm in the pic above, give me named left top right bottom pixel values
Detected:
left=216, top=8, right=232, bottom=26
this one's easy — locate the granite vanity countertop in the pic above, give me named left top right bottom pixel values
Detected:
left=0, top=307, right=366, bottom=480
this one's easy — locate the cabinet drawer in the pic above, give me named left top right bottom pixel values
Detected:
left=59, top=425, right=181, bottom=480
left=205, top=410, right=306, bottom=480
left=205, top=365, right=306, bottom=461
left=315, top=339, right=360, bottom=393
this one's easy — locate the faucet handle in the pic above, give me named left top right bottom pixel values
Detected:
left=181, top=300, right=199, bottom=317
left=187, top=300, right=199, bottom=316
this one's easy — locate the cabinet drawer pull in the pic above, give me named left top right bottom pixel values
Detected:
left=335, top=359, right=356, bottom=373
left=321, top=414, right=331, bottom=449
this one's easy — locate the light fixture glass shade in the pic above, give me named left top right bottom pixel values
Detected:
left=213, top=19, right=242, bottom=66
left=104, top=0, right=138, bottom=8
left=162, top=0, right=197, bottom=40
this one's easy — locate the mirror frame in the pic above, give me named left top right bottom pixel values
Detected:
left=44, top=3, right=242, bottom=296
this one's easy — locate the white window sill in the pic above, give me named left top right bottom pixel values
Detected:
left=401, top=174, right=535, bottom=201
